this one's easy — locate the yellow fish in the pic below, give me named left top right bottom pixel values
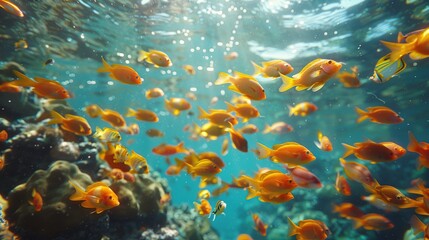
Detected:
left=138, top=49, right=172, bottom=68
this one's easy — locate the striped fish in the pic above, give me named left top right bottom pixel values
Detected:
left=370, top=53, right=406, bottom=83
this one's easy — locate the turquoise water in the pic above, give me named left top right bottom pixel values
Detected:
left=1, top=0, right=429, bottom=239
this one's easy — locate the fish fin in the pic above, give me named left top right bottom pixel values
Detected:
left=137, top=50, right=149, bottom=62
left=251, top=61, right=263, bottom=76
left=287, top=105, right=294, bottom=117
left=341, top=143, right=356, bottom=158
left=317, top=131, right=323, bottom=142
left=227, top=84, right=242, bottom=94
left=279, top=73, right=295, bottom=92
left=339, top=157, right=347, bottom=167
left=69, top=181, right=86, bottom=201
left=262, top=124, right=271, bottom=134
left=234, top=71, right=257, bottom=81
left=93, top=126, right=103, bottom=139
left=310, top=82, right=325, bottom=92
left=193, top=201, right=201, bottom=211
left=47, top=110, right=65, bottom=125
left=380, top=40, right=415, bottom=62
left=86, top=182, right=108, bottom=191
left=295, top=85, right=308, bottom=91
left=409, top=52, right=429, bottom=60
left=242, top=118, right=248, bottom=123
left=215, top=72, right=231, bottom=85
left=198, top=106, right=209, bottom=120
left=97, top=57, right=111, bottom=73
left=12, top=71, right=36, bottom=87
left=314, top=141, right=322, bottom=150
left=253, top=143, right=272, bottom=159
left=287, top=217, right=299, bottom=236
left=355, top=107, right=368, bottom=123
left=352, top=218, right=363, bottom=229
left=246, top=187, right=259, bottom=200
left=176, top=142, right=188, bottom=154
left=407, top=131, right=420, bottom=153
left=410, top=215, right=425, bottom=235
left=95, top=208, right=105, bottom=214
left=224, top=101, right=235, bottom=113
left=126, top=108, right=136, bottom=117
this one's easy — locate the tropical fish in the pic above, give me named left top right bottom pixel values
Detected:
left=193, top=199, right=212, bottom=215
left=165, top=158, right=186, bottom=176
left=285, top=165, right=322, bottom=189
left=198, top=189, right=211, bottom=199
left=238, top=124, right=259, bottom=134
left=112, top=144, right=128, bottom=163
left=355, top=106, right=403, bottom=124
left=279, top=58, right=342, bottom=92
left=381, top=27, right=429, bottom=62
left=117, top=123, right=140, bottom=135
left=337, top=66, right=360, bottom=88
left=208, top=200, right=227, bottom=221
left=288, top=102, right=318, bottom=117
left=410, top=215, right=429, bottom=239
left=332, top=203, right=365, bottom=219
left=97, top=57, right=142, bottom=84
left=12, top=71, right=70, bottom=99
left=0, top=130, right=8, bottom=142
left=221, top=137, right=229, bottom=156
left=262, top=122, right=293, bottom=134
left=252, top=214, right=268, bottom=236
left=96, top=106, right=126, bottom=127
left=126, top=108, right=158, bottom=122
left=191, top=122, right=227, bottom=140
left=93, top=127, right=121, bottom=143
left=152, top=142, right=188, bottom=156
left=145, top=88, right=164, bottom=99
left=124, top=150, right=149, bottom=174
left=253, top=142, right=316, bottom=166
left=85, top=104, right=101, bottom=118
left=361, top=195, right=400, bottom=212
left=164, top=97, right=191, bottom=116
left=215, top=71, right=266, bottom=101
left=198, top=106, right=238, bottom=128
left=369, top=53, right=406, bottom=83
left=47, top=111, right=92, bottom=136
left=69, top=181, right=120, bottom=214
left=287, top=217, right=330, bottom=240
left=28, top=189, right=43, bottom=212
left=251, top=60, right=294, bottom=78
left=314, top=131, right=333, bottom=151
left=408, top=131, right=429, bottom=169
left=182, top=158, right=222, bottom=179
left=138, top=49, right=172, bottom=67
left=351, top=213, right=394, bottom=231
left=243, top=170, right=298, bottom=196
left=0, top=0, right=24, bottom=17
left=339, top=158, right=377, bottom=187
left=342, top=140, right=397, bottom=163
left=225, top=125, right=248, bottom=152
left=362, top=179, right=417, bottom=208
left=183, top=65, right=196, bottom=75
left=225, top=102, right=260, bottom=123
left=145, top=128, right=164, bottom=137
left=335, top=172, right=351, bottom=196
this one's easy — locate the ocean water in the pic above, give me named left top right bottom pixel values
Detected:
left=1, top=0, right=429, bottom=239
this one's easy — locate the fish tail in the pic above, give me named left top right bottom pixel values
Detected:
left=224, top=101, right=235, bottom=113
left=380, top=40, right=414, bottom=62
left=93, top=126, right=103, bottom=138
left=339, top=158, right=347, bottom=167
left=176, top=142, right=188, bottom=154
left=193, top=201, right=201, bottom=212
left=287, top=217, right=299, bottom=236
left=241, top=175, right=260, bottom=189
left=137, top=50, right=149, bottom=62
left=11, top=70, right=36, bottom=87
left=351, top=217, right=363, bottom=229
left=251, top=61, right=263, bottom=76
left=47, top=110, right=65, bottom=125
left=408, top=131, right=420, bottom=153
left=68, top=180, right=86, bottom=201
left=410, top=215, right=425, bottom=235
left=314, top=141, right=322, bottom=150
left=317, top=131, right=323, bottom=142
left=198, top=106, right=209, bottom=120
left=97, top=57, right=111, bottom=73
left=214, top=72, right=231, bottom=85
left=341, top=143, right=356, bottom=158
left=279, top=73, right=295, bottom=92
left=246, top=187, right=259, bottom=200
left=355, top=107, right=368, bottom=123
left=262, top=124, right=271, bottom=134
left=253, top=143, right=272, bottom=159
left=126, top=108, right=136, bottom=117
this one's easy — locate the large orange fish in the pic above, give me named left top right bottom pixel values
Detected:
left=381, top=27, right=429, bottom=62
left=47, top=111, right=92, bottom=136
left=12, top=71, right=70, bottom=99
left=96, top=106, right=126, bottom=127
left=285, top=165, right=322, bottom=189
left=97, top=57, right=142, bottom=84
left=0, top=0, right=24, bottom=17
left=252, top=214, right=268, bottom=236
left=225, top=102, right=260, bottom=123
left=243, top=170, right=297, bottom=196
left=69, top=181, right=120, bottom=214
left=355, top=106, right=403, bottom=124
left=351, top=213, right=394, bottom=231
left=182, top=159, right=222, bottom=179
left=251, top=60, right=294, bottom=78
left=198, top=107, right=238, bottom=128
left=342, top=140, right=397, bottom=163
left=408, top=132, right=429, bottom=169
left=152, top=142, right=188, bottom=156
left=215, top=71, right=266, bottom=101
left=314, top=130, right=333, bottom=151
left=363, top=179, right=417, bottom=209
left=279, top=58, right=342, bottom=92
left=287, top=217, right=330, bottom=240
left=254, top=142, right=316, bottom=166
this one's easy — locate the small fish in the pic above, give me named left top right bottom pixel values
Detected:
left=43, top=58, right=55, bottom=67
left=186, top=92, right=197, bottom=101
left=335, top=172, right=351, bottom=196
left=362, top=180, right=417, bottom=208
left=69, top=181, right=120, bottom=214
left=164, top=97, right=191, bottom=116
left=93, top=127, right=122, bottom=143
left=369, top=53, right=406, bottom=83
left=238, top=124, right=259, bottom=134
left=262, top=122, right=293, bottom=134
left=215, top=71, right=266, bottom=101
left=193, top=199, right=212, bottom=215
left=198, top=107, right=238, bottom=128
left=0, top=0, right=24, bottom=17
left=97, top=57, right=142, bottom=84
left=332, top=203, right=365, bottom=219
left=208, top=200, right=227, bottom=221
left=285, top=165, right=322, bottom=189
left=339, top=158, right=376, bottom=187
left=314, top=131, right=333, bottom=151
left=243, top=170, right=298, bottom=196
left=145, top=128, right=164, bottom=137
left=351, top=213, right=394, bottom=231
left=221, top=137, right=229, bottom=156
left=288, top=102, right=318, bottom=117
left=96, top=106, right=126, bottom=127
left=198, top=152, right=225, bottom=169
left=279, top=58, right=342, bottom=92
left=85, top=104, right=101, bottom=118
left=252, top=214, right=268, bottom=236
left=408, top=132, right=429, bottom=169
left=14, top=39, right=28, bottom=49
left=225, top=101, right=260, bottom=123
left=126, top=108, right=158, bottom=122
left=287, top=217, right=330, bottom=240
left=28, top=189, right=43, bottom=212
left=183, top=65, right=196, bottom=75
left=361, top=195, right=400, bottom=212
left=145, top=88, right=164, bottom=99
left=337, top=66, right=360, bottom=88
left=355, top=106, right=403, bottom=124
left=225, top=126, right=248, bottom=153
left=47, top=111, right=92, bottom=136
left=253, top=142, right=316, bottom=166
left=12, top=71, right=71, bottom=99
left=152, top=142, right=188, bottom=156
left=198, top=189, right=211, bottom=199
left=252, top=60, right=294, bottom=79
left=342, top=140, right=397, bottom=163
left=0, top=130, right=8, bottom=142
left=124, top=150, right=149, bottom=174
left=138, top=49, right=172, bottom=67
left=182, top=158, right=222, bottom=179
left=224, top=51, right=238, bottom=60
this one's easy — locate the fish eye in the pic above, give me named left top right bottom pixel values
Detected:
left=289, top=180, right=292, bottom=183
left=306, top=151, right=310, bottom=154
left=136, top=76, right=139, bottom=79
left=109, top=195, right=113, bottom=200
left=328, top=60, right=332, bottom=64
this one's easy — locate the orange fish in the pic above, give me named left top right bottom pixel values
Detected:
left=248, top=189, right=294, bottom=204
left=262, top=122, right=293, bottom=134
left=152, top=142, right=188, bottom=156
left=0, top=130, right=8, bottom=142
left=47, top=111, right=92, bottom=136
left=236, top=234, right=253, bottom=240
left=332, top=203, right=365, bottom=219
left=164, top=97, right=191, bottom=116
left=361, top=195, right=400, bottom=212
left=314, top=131, right=333, bottom=151
left=231, top=95, right=252, bottom=105
left=0, top=0, right=24, bottom=17
left=351, top=213, right=394, bottom=231
left=253, top=214, right=268, bottom=236
left=342, top=140, right=397, bottom=163
left=96, top=106, right=126, bottom=127
left=363, top=180, right=417, bottom=208
left=193, top=199, right=212, bottom=215
left=199, top=175, right=220, bottom=188
left=243, top=170, right=298, bottom=196
left=285, top=165, right=322, bottom=189
left=198, top=107, right=238, bottom=128
left=410, top=215, right=429, bottom=239
left=288, top=102, right=318, bottom=117
left=224, top=51, right=238, bottom=60
left=145, top=88, right=164, bottom=99
left=124, top=150, right=149, bottom=174
left=254, top=142, right=316, bottom=166
left=191, top=122, right=227, bottom=140
left=12, top=71, right=70, bottom=99
left=355, top=106, right=403, bottom=124
left=215, top=71, right=266, bottom=101
left=279, top=58, right=342, bottom=92
left=225, top=102, right=260, bottom=123
left=381, top=27, right=429, bottom=62
left=336, top=66, right=360, bottom=88
left=85, top=104, right=101, bottom=118
left=381, top=142, right=406, bottom=159
left=287, top=217, right=330, bottom=240
left=339, top=158, right=376, bottom=187
left=238, top=124, right=259, bottom=134
left=126, top=108, right=158, bottom=122
left=117, top=123, right=140, bottom=135
left=69, top=181, right=120, bottom=214
left=97, top=57, right=142, bottom=84
left=251, top=60, right=294, bottom=79
left=146, top=128, right=164, bottom=137
left=225, top=126, right=248, bottom=152
left=408, top=132, right=429, bottom=169
left=182, top=159, right=222, bottom=179
left=183, top=65, right=196, bottom=75
left=138, top=49, right=172, bottom=68
left=335, top=172, right=351, bottom=196
left=28, top=189, right=43, bottom=212
left=0, top=82, right=22, bottom=92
